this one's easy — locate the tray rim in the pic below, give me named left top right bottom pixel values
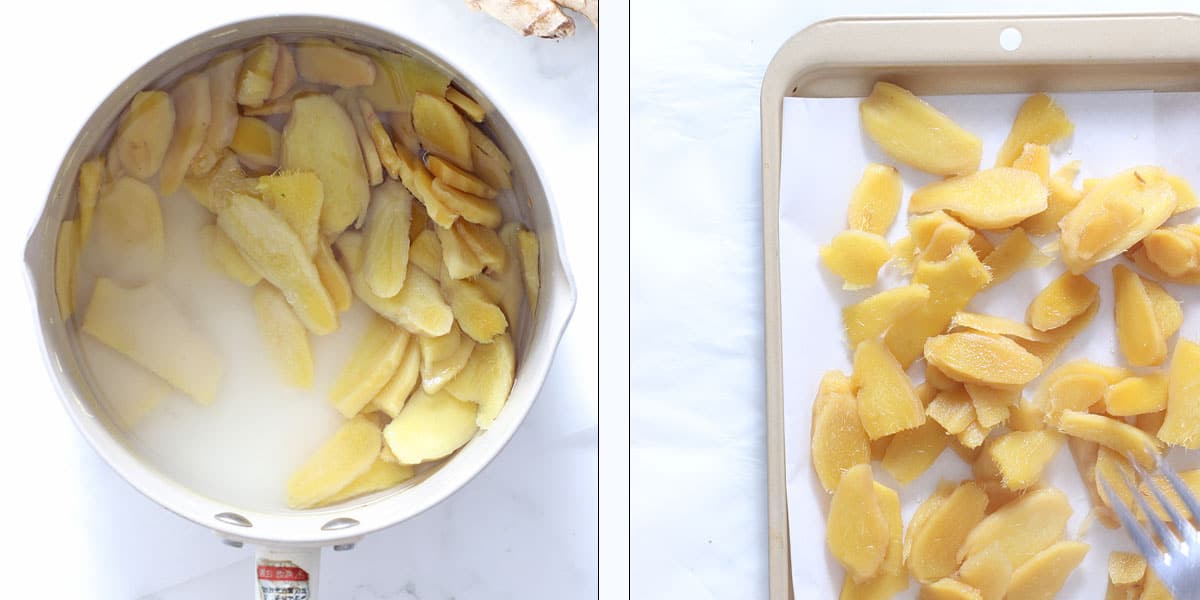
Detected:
left=760, top=11, right=1200, bottom=599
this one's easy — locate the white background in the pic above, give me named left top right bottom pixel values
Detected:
left=631, top=0, right=1200, bottom=598
left=0, top=1, right=597, bottom=598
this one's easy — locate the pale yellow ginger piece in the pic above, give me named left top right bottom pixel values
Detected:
left=924, top=332, right=1042, bottom=387
left=236, top=37, right=279, bottom=108
left=852, top=338, right=926, bottom=440
left=859, top=82, right=981, bottom=176
left=1011, top=143, right=1050, bottom=182
left=443, top=274, right=509, bottom=343
left=445, top=333, right=515, bottom=429
left=256, top=171, right=324, bottom=258
left=268, top=44, right=296, bottom=100
left=428, top=155, right=498, bottom=199
left=436, top=222, right=485, bottom=280
left=458, top=220, right=508, bottom=272
left=159, top=72, right=212, bottom=195
left=903, top=483, right=953, bottom=564
left=838, top=482, right=910, bottom=599
left=1095, top=447, right=1143, bottom=521
left=995, top=93, right=1074, bottom=167
left=367, top=341, right=421, bottom=418
left=252, top=283, right=313, bottom=389
left=1044, top=373, right=1108, bottom=418
left=394, top=144, right=457, bottom=228
left=956, top=542, right=1011, bottom=600
left=281, top=94, right=370, bottom=236
left=413, top=92, right=473, bottom=170
left=1026, top=272, right=1099, bottom=332
left=886, top=244, right=992, bottom=368
left=336, top=232, right=454, bottom=336
left=1022, top=160, right=1084, bottom=236
left=972, top=442, right=1023, bottom=510
left=986, top=430, right=1063, bottom=490
left=315, top=459, right=414, bottom=507
left=1058, top=410, right=1163, bottom=467
left=1003, top=541, right=1088, bottom=600
left=981, top=228, right=1050, bottom=287
left=1143, top=228, right=1199, bottom=277
left=1105, top=374, right=1168, bottom=417
left=1009, top=398, right=1046, bottom=432
left=1130, top=243, right=1200, bottom=285
left=846, top=163, right=901, bottom=235
left=819, top=231, right=891, bottom=290
left=880, top=419, right=946, bottom=485
left=383, top=388, right=478, bottom=464
left=1060, top=167, right=1177, bottom=274
left=419, top=323, right=475, bottom=395
left=925, top=364, right=959, bottom=391
left=827, top=464, right=890, bottom=583
left=83, top=176, right=164, bottom=286
left=410, top=198, right=430, bottom=240
left=1067, top=438, right=1119, bottom=529
left=1017, top=298, right=1099, bottom=369
left=390, top=111, right=423, bottom=156
left=79, top=334, right=171, bottom=429
left=329, top=315, right=411, bottom=418
left=964, top=384, right=1017, bottom=429
left=192, top=50, right=243, bottom=176
left=431, top=178, right=503, bottom=228
left=870, top=436, right=891, bottom=463
left=1141, top=570, right=1171, bottom=600
left=1114, top=264, right=1168, bottom=367
left=219, top=192, right=338, bottom=335
left=445, top=87, right=485, bottom=122
left=183, top=152, right=255, bottom=214
left=467, top=122, right=513, bottom=191
left=1168, top=173, right=1199, bottom=214
left=344, top=93, right=384, bottom=186
left=76, top=156, right=105, bottom=244
left=907, top=481, right=988, bottom=583
left=487, top=223, right=526, bottom=328
left=363, top=181, right=413, bottom=298
left=891, top=236, right=917, bottom=274
left=958, top=487, right=1072, bottom=568
left=949, top=312, right=1050, bottom=342
left=909, top=168, right=1048, bottom=230
left=229, top=116, right=281, bottom=174
left=1144, top=279, right=1183, bottom=340
left=955, top=421, right=991, bottom=450
left=114, top=90, right=175, bottom=180
left=842, top=284, right=929, bottom=348
left=242, top=83, right=323, bottom=117
left=1109, top=552, right=1147, bottom=586
left=409, top=229, right=444, bottom=278
left=927, top=387, right=977, bottom=435
left=921, top=222, right=975, bottom=263
left=293, top=38, right=375, bottom=88
left=314, top=240, right=351, bottom=313
left=1160, top=338, right=1200, bottom=448
left=358, top=49, right=450, bottom=113
left=811, top=370, right=870, bottom=492
left=921, top=579, right=981, bottom=600
left=286, top=415, right=380, bottom=508
left=55, top=220, right=80, bottom=319
left=200, top=224, right=261, bottom=286
left=1137, top=470, right=1200, bottom=523
left=83, top=278, right=222, bottom=404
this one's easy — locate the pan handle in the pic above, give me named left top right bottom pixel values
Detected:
left=253, top=545, right=322, bottom=599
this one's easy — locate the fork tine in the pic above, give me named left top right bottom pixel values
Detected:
left=1102, top=476, right=1167, bottom=561
left=1117, top=464, right=1180, bottom=553
left=1131, top=455, right=1193, bottom=539
left=1155, top=452, right=1200, bottom=528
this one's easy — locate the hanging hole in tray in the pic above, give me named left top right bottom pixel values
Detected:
left=1000, top=27, right=1022, bottom=51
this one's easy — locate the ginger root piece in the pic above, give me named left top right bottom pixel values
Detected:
left=838, top=481, right=910, bottom=599
left=852, top=338, right=926, bottom=440
left=921, top=579, right=982, bottom=600
left=465, top=0, right=577, bottom=39
left=343, top=93, right=384, bottom=186
left=955, top=421, right=991, bottom=450
left=964, top=384, right=1017, bottom=429
left=1109, top=552, right=1147, bottom=586
left=1057, top=410, right=1163, bottom=467
left=236, top=37, right=279, bottom=108
left=1017, top=297, right=1099, bottom=370
left=256, top=171, right=325, bottom=259
left=1142, top=228, right=1199, bottom=277
left=428, top=155, right=498, bottom=199
left=200, top=224, right=261, bottom=286
left=268, top=44, right=297, bottom=101
left=367, top=340, right=421, bottom=418
left=83, top=176, right=165, bottom=286
left=458, top=220, right=507, bottom=271
left=995, top=93, right=1074, bottom=167
left=294, top=38, right=375, bottom=88
left=842, top=284, right=930, bottom=348
left=818, top=230, right=891, bottom=290
left=859, top=82, right=982, bottom=176
left=885, top=244, right=991, bottom=368
left=486, top=223, right=527, bottom=329
left=383, top=388, right=478, bottom=463
left=114, top=90, right=175, bottom=180
left=1114, top=264, right=1168, bottom=367
left=431, top=178, right=503, bottom=228
left=810, top=370, right=870, bottom=492
left=358, top=98, right=403, bottom=180
left=1059, top=167, right=1177, bottom=274
left=418, top=323, right=475, bottom=395
left=1011, top=143, right=1050, bottom=182
left=1026, top=272, right=1098, bottom=332
left=909, top=168, right=1048, bottom=230
left=1160, top=338, right=1200, bottom=448
left=252, top=282, right=314, bottom=389
left=445, top=87, right=486, bottom=122
left=76, top=156, right=105, bottom=245
left=986, top=430, right=1063, bottom=490
left=362, top=181, right=413, bottom=298
left=390, top=110, right=423, bottom=156
left=160, top=72, right=212, bottom=195
left=229, top=116, right=281, bottom=174
left=445, top=332, right=515, bottom=428
left=1022, top=161, right=1084, bottom=236
left=55, top=220, right=80, bottom=319
left=443, top=274, right=509, bottom=343
left=315, top=458, right=414, bottom=507
left=846, top=163, right=901, bottom=235
left=183, top=152, right=255, bottom=214
left=927, top=388, right=977, bottom=435
left=409, top=229, right=444, bottom=278
left=827, top=463, right=890, bottom=583
left=281, top=94, right=370, bottom=237
left=1104, top=373, right=1168, bottom=417
left=1003, top=541, right=1088, bottom=600
left=949, top=312, right=1049, bottom=343
left=957, top=543, right=1011, bottom=600
left=336, top=232, right=455, bottom=337
left=217, top=192, right=338, bottom=335
left=79, top=334, right=171, bottom=429
left=286, top=416, right=380, bottom=509
left=958, top=487, right=1071, bottom=568
left=1144, top=278, right=1183, bottom=340
left=314, top=240, right=352, bottom=313
left=468, top=122, right=514, bottom=190
left=329, top=315, right=411, bottom=418
left=924, top=332, right=1042, bottom=387
left=436, top=219, right=485, bottom=280
left=414, top=92, right=473, bottom=170
left=981, top=228, right=1050, bottom=287
left=880, top=418, right=946, bottom=485
left=192, top=50, right=243, bottom=176
left=82, top=278, right=223, bottom=405
left=907, top=481, right=988, bottom=583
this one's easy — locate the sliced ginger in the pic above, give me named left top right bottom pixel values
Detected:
left=906, top=481, right=988, bottom=583
left=826, top=463, right=890, bottom=583
left=986, top=430, right=1063, bottom=490
left=921, top=579, right=982, bottom=600
left=192, top=50, right=243, bottom=176
left=428, top=155, right=498, bottom=200
left=55, top=220, right=80, bottom=319
left=949, top=312, right=1049, bottom=343
left=285, top=415, right=380, bottom=509
left=838, top=481, right=909, bottom=599
left=995, top=93, right=1074, bottom=167
left=885, top=243, right=992, bottom=367
left=1105, top=373, right=1168, bottom=417
left=362, top=181, right=413, bottom=298
left=1026, top=272, right=1099, bottom=332
left=1003, top=541, right=1089, bottom=600
left=924, top=332, right=1042, bottom=387
left=859, top=81, right=982, bottom=176
left=810, top=370, right=870, bottom=493
left=981, top=228, right=1050, bottom=287
left=256, top=170, right=325, bottom=258
left=819, top=231, right=891, bottom=290
left=1143, top=228, right=1199, bottom=277
left=1022, top=160, right=1084, bottom=236
left=281, top=94, right=369, bottom=236
left=1109, top=552, right=1147, bottom=586
left=159, top=72, right=211, bottom=195
left=909, top=167, right=1048, bottom=230
left=367, top=340, right=420, bottom=419
left=229, top=116, right=281, bottom=174
left=114, top=90, right=175, bottom=180
left=880, top=418, right=946, bottom=485
left=252, top=283, right=313, bottom=388
left=1011, top=143, right=1050, bottom=182
left=200, top=224, right=260, bottom=286
left=1059, top=167, right=1178, bottom=273
left=958, top=487, right=1072, bottom=568
left=1113, top=264, right=1168, bottom=366
left=236, top=37, right=279, bottom=108
left=1057, top=410, right=1163, bottom=467
left=443, top=274, right=509, bottom=344
left=83, top=176, right=165, bottom=287
left=76, top=156, right=104, bottom=244
left=344, top=94, right=384, bottom=186
left=963, top=384, right=1017, bottom=429
left=1160, top=338, right=1200, bottom=448
left=927, top=388, right=977, bottom=435
left=336, top=231, right=454, bottom=337
left=445, top=332, right=515, bottom=429
left=852, top=338, right=925, bottom=440
left=1144, top=278, right=1183, bottom=340
left=418, top=323, right=475, bottom=394
left=467, top=122, right=513, bottom=191
left=293, top=38, right=375, bottom=88
left=383, top=388, right=478, bottom=465
left=315, top=458, right=413, bottom=507
left=314, top=240, right=352, bottom=313
left=956, top=542, right=1012, bottom=600
left=413, top=91, right=473, bottom=170
left=846, top=163, right=901, bottom=235
left=329, top=315, right=411, bottom=418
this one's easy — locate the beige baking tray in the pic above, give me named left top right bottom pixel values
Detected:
left=761, top=12, right=1200, bottom=599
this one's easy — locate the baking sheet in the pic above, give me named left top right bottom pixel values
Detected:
left=780, top=90, right=1200, bottom=597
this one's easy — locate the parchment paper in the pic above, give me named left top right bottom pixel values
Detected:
left=780, top=90, right=1200, bottom=598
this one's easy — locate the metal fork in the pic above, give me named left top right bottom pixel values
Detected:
left=1101, top=452, right=1200, bottom=599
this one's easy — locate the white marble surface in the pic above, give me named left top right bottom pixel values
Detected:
left=0, top=1, right=596, bottom=598
left=630, top=0, right=1200, bottom=597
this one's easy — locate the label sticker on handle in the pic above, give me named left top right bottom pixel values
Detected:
left=257, top=560, right=310, bottom=600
